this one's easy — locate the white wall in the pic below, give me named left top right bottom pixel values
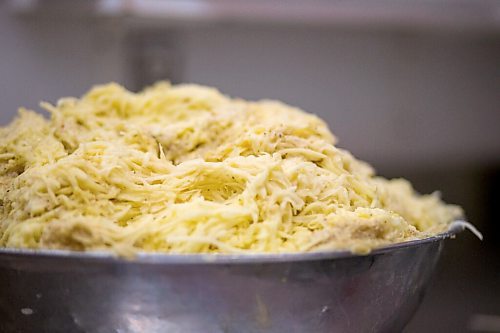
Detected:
left=0, top=8, right=127, bottom=121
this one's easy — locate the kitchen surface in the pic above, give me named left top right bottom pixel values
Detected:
left=0, top=1, right=499, bottom=332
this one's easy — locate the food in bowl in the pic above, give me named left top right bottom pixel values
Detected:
left=0, top=82, right=462, bottom=256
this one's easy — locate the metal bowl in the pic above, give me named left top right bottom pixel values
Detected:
left=0, top=223, right=467, bottom=333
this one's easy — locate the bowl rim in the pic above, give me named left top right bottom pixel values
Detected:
left=0, top=221, right=467, bottom=265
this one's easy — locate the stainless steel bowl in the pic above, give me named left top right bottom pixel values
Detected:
left=0, top=223, right=466, bottom=333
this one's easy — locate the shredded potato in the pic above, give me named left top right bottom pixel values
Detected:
left=0, top=82, right=462, bottom=255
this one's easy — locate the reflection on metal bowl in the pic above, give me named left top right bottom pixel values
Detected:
left=0, top=224, right=466, bottom=333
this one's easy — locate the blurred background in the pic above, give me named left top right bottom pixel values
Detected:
left=0, top=0, right=499, bottom=331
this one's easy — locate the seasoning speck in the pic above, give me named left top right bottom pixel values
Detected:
left=21, top=308, right=34, bottom=315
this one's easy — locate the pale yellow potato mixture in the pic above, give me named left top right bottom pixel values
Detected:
left=0, top=82, right=462, bottom=255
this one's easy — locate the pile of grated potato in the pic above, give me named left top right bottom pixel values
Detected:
left=0, top=82, right=462, bottom=255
